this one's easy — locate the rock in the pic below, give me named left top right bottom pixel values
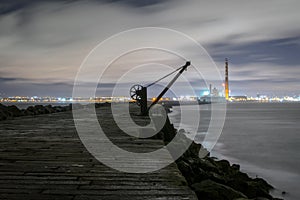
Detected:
left=27, top=106, right=38, bottom=115
left=216, top=160, right=231, bottom=172
left=0, top=103, right=75, bottom=121
left=281, top=191, right=286, bottom=195
left=45, top=105, right=55, bottom=113
left=231, top=171, right=251, bottom=182
left=227, top=178, right=273, bottom=199
left=176, top=160, right=195, bottom=185
left=34, top=105, right=48, bottom=114
left=22, top=109, right=34, bottom=116
left=232, top=164, right=240, bottom=171
left=7, top=105, right=22, bottom=117
left=253, top=178, right=273, bottom=191
left=53, top=106, right=63, bottom=112
left=207, top=171, right=227, bottom=184
left=161, top=120, right=176, bottom=143
left=191, top=179, right=247, bottom=200
left=0, top=104, right=14, bottom=120
left=66, top=104, right=72, bottom=111
left=244, top=180, right=273, bottom=199
left=227, top=179, right=249, bottom=196
left=194, top=158, right=219, bottom=174
left=187, top=142, right=202, bottom=158
left=0, top=109, right=7, bottom=120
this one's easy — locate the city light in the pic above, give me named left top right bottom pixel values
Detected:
left=1, top=94, right=299, bottom=104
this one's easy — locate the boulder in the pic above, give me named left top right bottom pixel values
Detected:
left=161, top=117, right=176, bottom=143
left=7, top=105, right=22, bottom=117
left=0, top=102, right=74, bottom=121
left=227, top=179, right=249, bottom=196
left=45, top=105, right=55, bottom=113
left=194, top=158, right=219, bottom=174
left=34, top=105, right=48, bottom=114
left=0, top=109, right=7, bottom=120
left=27, top=106, right=37, bottom=115
left=0, top=104, right=14, bottom=120
left=22, top=109, right=34, bottom=116
left=176, top=159, right=195, bottom=185
left=53, top=106, right=63, bottom=112
left=232, top=164, right=240, bottom=171
left=244, top=180, right=273, bottom=199
left=191, top=179, right=247, bottom=200
left=0, top=103, right=7, bottom=110
left=216, top=160, right=231, bottom=172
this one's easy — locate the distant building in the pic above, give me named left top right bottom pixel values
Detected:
left=230, top=96, right=247, bottom=101
left=212, top=87, right=219, bottom=97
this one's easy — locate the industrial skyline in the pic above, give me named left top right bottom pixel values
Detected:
left=0, top=58, right=299, bottom=103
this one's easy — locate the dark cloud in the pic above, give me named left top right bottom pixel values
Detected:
left=228, top=78, right=300, bottom=96
left=0, top=0, right=168, bottom=15
left=0, top=80, right=73, bottom=97
left=0, top=0, right=73, bottom=15
left=0, top=77, right=20, bottom=82
left=0, top=0, right=30, bottom=15
left=207, top=36, right=300, bottom=66
left=103, top=0, right=169, bottom=7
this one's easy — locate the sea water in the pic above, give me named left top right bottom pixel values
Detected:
left=168, top=103, right=300, bottom=200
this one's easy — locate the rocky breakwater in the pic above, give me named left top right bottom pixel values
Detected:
left=0, top=103, right=72, bottom=121
left=159, top=117, right=282, bottom=200
left=0, top=103, right=111, bottom=121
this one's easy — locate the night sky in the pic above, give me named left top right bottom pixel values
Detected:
left=0, top=0, right=299, bottom=97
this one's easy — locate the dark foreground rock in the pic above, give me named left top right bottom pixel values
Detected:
left=159, top=115, right=282, bottom=200
left=0, top=102, right=111, bottom=121
left=0, top=103, right=72, bottom=120
left=191, top=179, right=247, bottom=200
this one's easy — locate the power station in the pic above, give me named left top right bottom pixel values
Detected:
left=225, top=58, right=229, bottom=100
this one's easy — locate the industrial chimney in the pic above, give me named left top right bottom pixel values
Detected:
left=225, top=58, right=229, bottom=100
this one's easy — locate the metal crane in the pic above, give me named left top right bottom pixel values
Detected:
left=129, top=61, right=191, bottom=115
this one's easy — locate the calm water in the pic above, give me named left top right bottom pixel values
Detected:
left=169, top=103, right=300, bottom=200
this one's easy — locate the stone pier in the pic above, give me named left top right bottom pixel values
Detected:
left=0, top=106, right=197, bottom=200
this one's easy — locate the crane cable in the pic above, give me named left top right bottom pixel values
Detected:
left=145, top=65, right=184, bottom=88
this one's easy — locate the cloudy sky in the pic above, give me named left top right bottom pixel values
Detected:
left=0, top=0, right=299, bottom=97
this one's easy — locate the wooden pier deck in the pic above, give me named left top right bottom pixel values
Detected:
left=0, top=106, right=197, bottom=200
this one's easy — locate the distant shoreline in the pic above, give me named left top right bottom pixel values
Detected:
left=1, top=101, right=299, bottom=110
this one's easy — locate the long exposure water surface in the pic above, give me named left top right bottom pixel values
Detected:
left=169, top=103, right=300, bottom=200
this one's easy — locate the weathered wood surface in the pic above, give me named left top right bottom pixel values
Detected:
left=0, top=106, right=197, bottom=200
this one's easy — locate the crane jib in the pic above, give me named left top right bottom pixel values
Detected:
left=129, top=61, right=191, bottom=116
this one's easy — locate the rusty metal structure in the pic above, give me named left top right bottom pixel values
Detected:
left=130, top=61, right=191, bottom=115
left=225, top=58, right=229, bottom=100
